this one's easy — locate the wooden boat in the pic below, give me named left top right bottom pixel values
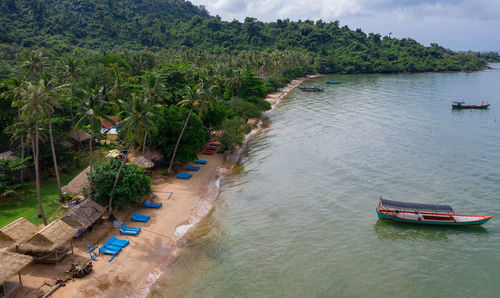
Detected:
left=299, top=86, right=323, bottom=92
left=325, top=80, right=341, bottom=84
left=202, top=149, right=214, bottom=155
left=376, top=197, right=492, bottom=226
left=452, top=101, right=490, bottom=109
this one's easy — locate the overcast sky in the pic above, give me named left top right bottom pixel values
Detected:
left=189, top=0, right=500, bottom=51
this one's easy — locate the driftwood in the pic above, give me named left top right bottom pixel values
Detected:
left=41, top=279, right=68, bottom=298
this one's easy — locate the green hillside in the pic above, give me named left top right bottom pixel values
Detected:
left=1, top=0, right=498, bottom=73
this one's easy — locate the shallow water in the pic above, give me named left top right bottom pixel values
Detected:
left=150, top=64, right=500, bottom=297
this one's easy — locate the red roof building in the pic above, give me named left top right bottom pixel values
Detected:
left=101, top=117, right=119, bottom=129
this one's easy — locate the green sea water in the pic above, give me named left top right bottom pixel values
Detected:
left=150, top=64, right=500, bottom=298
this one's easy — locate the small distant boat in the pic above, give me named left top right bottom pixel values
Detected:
left=376, top=197, right=492, bottom=226
left=452, top=101, right=490, bottom=109
left=299, top=86, right=323, bottom=92
left=325, top=80, right=341, bottom=84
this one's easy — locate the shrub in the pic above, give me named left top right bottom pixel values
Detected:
left=148, top=105, right=208, bottom=162
left=90, top=159, right=151, bottom=207
left=224, top=97, right=261, bottom=120
left=218, top=117, right=251, bottom=152
left=0, top=157, right=29, bottom=198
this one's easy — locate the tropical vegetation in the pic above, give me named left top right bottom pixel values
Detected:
left=1, top=0, right=499, bottom=224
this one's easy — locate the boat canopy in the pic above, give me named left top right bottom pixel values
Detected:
left=380, top=198, right=454, bottom=213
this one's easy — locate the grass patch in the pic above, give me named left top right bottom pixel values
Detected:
left=0, top=146, right=109, bottom=228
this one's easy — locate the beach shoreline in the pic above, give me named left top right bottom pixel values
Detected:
left=12, top=74, right=318, bottom=298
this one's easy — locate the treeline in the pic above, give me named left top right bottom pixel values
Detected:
left=1, top=0, right=498, bottom=74
left=0, top=49, right=314, bottom=206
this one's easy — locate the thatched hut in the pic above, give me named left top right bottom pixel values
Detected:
left=62, top=166, right=90, bottom=195
left=61, top=199, right=106, bottom=234
left=133, top=156, right=155, bottom=169
left=0, top=251, right=33, bottom=297
left=0, top=218, right=39, bottom=252
left=67, top=128, right=91, bottom=142
left=141, top=149, right=164, bottom=161
left=0, top=151, right=17, bottom=160
left=18, top=220, right=76, bottom=264
left=66, top=128, right=91, bottom=150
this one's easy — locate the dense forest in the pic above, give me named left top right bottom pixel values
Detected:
left=1, top=0, right=499, bottom=217
left=1, top=0, right=499, bottom=74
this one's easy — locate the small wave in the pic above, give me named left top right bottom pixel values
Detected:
left=133, top=174, right=222, bottom=297
left=127, top=268, right=163, bottom=298
left=173, top=224, right=195, bottom=241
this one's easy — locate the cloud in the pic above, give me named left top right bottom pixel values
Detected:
left=189, top=0, right=500, bottom=50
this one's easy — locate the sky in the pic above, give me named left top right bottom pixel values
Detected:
left=189, top=0, right=500, bottom=51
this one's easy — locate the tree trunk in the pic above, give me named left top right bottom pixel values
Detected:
left=48, top=114, right=64, bottom=201
left=142, top=132, right=147, bottom=156
left=69, top=87, right=74, bottom=124
left=18, top=108, right=24, bottom=181
left=69, top=87, right=83, bottom=151
left=88, top=123, right=93, bottom=200
left=33, top=119, right=47, bottom=225
left=167, top=107, right=192, bottom=175
left=108, top=140, right=134, bottom=219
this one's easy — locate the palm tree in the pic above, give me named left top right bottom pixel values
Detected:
left=22, top=50, right=47, bottom=80
left=108, top=92, right=159, bottom=218
left=61, top=56, right=80, bottom=127
left=13, top=80, right=51, bottom=225
left=141, top=72, right=164, bottom=154
left=42, top=78, right=68, bottom=201
left=76, top=86, right=111, bottom=200
left=166, top=81, right=215, bottom=175
left=226, top=69, right=245, bottom=97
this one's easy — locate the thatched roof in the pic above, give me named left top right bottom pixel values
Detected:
left=0, top=151, right=18, bottom=160
left=0, top=218, right=39, bottom=251
left=63, top=166, right=90, bottom=195
left=0, top=251, right=33, bottom=283
left=18, top=220, right=77, bottom=254
left=67, top=128, right=91, bottom=142
left=141, top=149, right=164, bottom=161
left=133, top=155, right=155, bottom=168
left=60, top=140, right=73, bottom=148
left=61, top=199, right=106, bottom=231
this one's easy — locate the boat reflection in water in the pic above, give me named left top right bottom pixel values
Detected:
left=373, top=219, right=488, bottom=242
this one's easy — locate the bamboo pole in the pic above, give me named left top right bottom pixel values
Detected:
left=70, top=240, right=74, bottom=255
left=18, top=272, right=22, bottom=285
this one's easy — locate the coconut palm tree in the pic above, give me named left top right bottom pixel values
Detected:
left=76, top=86, right=111, bottom=200
left=166, top=81, right=215, bottom=175
left=13, top=80, right=51, bottom=225
left=108, top=92, right=159, bottom=218
left=141, top=71, right=165, bottom=154
left=22, top=50, right=47, bottom=80
left=226, top=69, right=245, bottom=97
left=61, top=56, right=80, bottom=127
left=42, top=78, right=68, bottom=201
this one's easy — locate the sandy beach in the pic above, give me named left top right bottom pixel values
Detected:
left=10, top=75, right=317, bottom=298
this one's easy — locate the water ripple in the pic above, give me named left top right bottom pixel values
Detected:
left=153, top=66, right=500, bottom=298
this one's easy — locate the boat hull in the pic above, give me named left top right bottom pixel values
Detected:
left=376, top=209, right=492, bottom=226
left=299, top=86, right=323, bottom=92
left=452, top=104, right=490, bottom=109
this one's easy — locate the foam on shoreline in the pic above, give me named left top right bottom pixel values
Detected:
left=131, top=75, right=316, bottom=297
left=48, top=75, right=313, bottom=298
